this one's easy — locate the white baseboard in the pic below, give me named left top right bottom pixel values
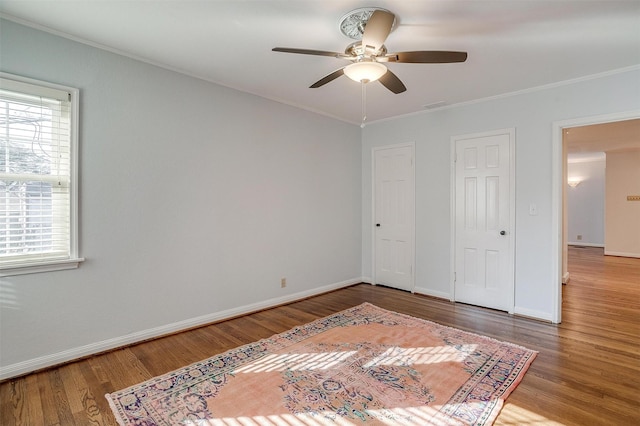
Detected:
left=513, top=306, right=553, bottom=322
left=604, top=251, right=640, bottom=258
left=568, top=242, right=604, bottom=247
left=0, top=277, right=364, bottom=381
left=414, top=286, right=451, bottom=300
left=363, top=282, right=451, bottom=301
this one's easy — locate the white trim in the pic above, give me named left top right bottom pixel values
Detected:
left=0, top=257, right=85, bottom=277
left=371, top=146, right=377, bottom=288
left=514, top=306, right=553, bottom=322
left=551, top=109, right=640, bottom=324
left=449, top=141, right=456, bottom=302
left=567, top=155, right=606, bottom=164
left=604, top=251, right=640, bottom=258
left=0, top=77, right=70, bottom=101
left=0, top=277, right=363, bottom=380
left=0, top=72, right=82, bottom=275
left=562, top=272, right=570, bottom=284
left=508, top=129, right=516, bottom=316
left=0, top=72, right=76, bottom=102
left=371, top=142, right=416, bottom=293
left=568, top=242, right=604, bottom=248
left=450, top=128, right=516, bottom=314
left=368, top=66, right=640, bottom=126
left=414, top=287, right=450, bottom=300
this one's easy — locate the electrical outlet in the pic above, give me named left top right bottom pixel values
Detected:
left=577, top=235, right=582, bottom=241
left=281, top=278, right=286, bottom=288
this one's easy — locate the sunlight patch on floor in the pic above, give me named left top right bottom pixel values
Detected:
left=496, top=403, right=565, bottom=425
left=234, top=351, right=358, bottom=373
left=234, top=344, right=479, bottom=375
left=181, top=401, right=559, bottom=426
left=183, top=412, right=357, bottom=425
left=363, top=345, right=478, bottom=368
left=368, top=405, right=447, bottom=425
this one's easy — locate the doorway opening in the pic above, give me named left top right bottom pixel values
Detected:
left=551, top=111, right=640, bottom=323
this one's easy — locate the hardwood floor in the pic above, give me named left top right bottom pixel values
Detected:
left=2, top=246, right=639, bottom=425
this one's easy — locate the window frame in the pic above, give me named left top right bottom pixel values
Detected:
left=0, top=73, right=83, bottom=276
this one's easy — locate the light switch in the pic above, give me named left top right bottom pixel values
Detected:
left=529, top=203, right=538, bottom=216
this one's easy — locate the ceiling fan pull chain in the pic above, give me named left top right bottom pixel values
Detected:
left=362, top=81, right=367, bottom=124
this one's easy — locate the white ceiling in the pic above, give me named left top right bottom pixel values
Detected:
left=1, top=1, right=639, bottom=125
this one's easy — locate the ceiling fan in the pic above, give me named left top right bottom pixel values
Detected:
left=272, top=7, right=467, bottom=94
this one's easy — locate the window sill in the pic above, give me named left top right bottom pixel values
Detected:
left=0, top=258, right=85, bottom=277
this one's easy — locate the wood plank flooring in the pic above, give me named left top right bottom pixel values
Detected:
left=2, top=246, right=639, bottom=425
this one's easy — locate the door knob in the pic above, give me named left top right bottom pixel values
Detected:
left=500, top=230, right=506, bottom=235
left=376, top=224, right=381, bottom=227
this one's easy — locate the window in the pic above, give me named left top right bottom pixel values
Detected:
left=0, top=74, right=82, bottom=276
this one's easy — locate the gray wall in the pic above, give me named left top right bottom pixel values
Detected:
left=567, top=159, right=606, bottom=246
left=361, top=68, right=640, bottom=320
left=0, top=19, right=362, bottom=376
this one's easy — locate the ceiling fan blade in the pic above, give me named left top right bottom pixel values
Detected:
left=378, top=70, right=406, bottom=94
left=388, top=51, right=468, bottom=63
left=272, top=47, right=348, bottom=58
left=310, top=68, right=345, bottom=88
left=361, top=10, right=395, bottom=53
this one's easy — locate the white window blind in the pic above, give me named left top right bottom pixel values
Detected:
left=0, top=75, right=82, bottom=275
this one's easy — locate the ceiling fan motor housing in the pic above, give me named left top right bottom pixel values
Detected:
left=345, top=41, right=387, bottom=59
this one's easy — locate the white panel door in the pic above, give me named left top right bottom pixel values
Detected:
left=454, top=131, right=514, bottom=312
left=374, top=145, right=415, bottom=292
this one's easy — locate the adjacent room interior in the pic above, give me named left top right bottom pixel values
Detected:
left=563, top=118, right=640, bottom=282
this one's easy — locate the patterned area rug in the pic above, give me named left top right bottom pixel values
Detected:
left=106, top=303, right=536, bottom=425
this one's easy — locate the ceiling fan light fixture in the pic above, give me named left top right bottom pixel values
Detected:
left=344, top=61, right=387, bottom=83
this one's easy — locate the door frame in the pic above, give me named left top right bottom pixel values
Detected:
left=371, top=142, right=416, bottom=292
left=550, top=109, right=640, bottom=324
left=450, top=128, right=516, bottom=312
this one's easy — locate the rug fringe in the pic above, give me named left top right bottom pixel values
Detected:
left=105, top=393, right=127, bottom=426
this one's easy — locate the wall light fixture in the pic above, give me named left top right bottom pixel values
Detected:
left=567, top=178, right=582, bottom=188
